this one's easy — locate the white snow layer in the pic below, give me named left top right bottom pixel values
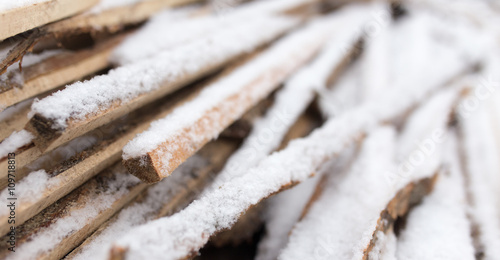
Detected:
left=30, top=14, right=299, bottom=130
left=461, top=102, right=500, bottom=260
left=279, top=126, right=397, bottom=260
left=4, top=165, right=141, bottom=260
left=209, top=14, right=367, bottom=188
left=113, top=0, right=317, bottom=64
left=112, top=6, right=479, bottom=258
left=0, top=170, right=59, bottom=216
left=62, top=155, right=207, bottom=260
left=0, top=130, right=34, bottom=159
left=396, top=132, right=475, bottom=260
left=255, top=175, right=321, bottom=260
left=121, top=5, right=373, bottom=161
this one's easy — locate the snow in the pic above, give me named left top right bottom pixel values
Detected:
left=111, top=7, right=479, bottom=257
left=121, top=5, right=373, bottom=164
left=30, top=14, right=298, bottom=130
left=209, top=17, right=367, bottom=188
left=70, top=155, right=207, bottom=260
left=111, top=7, right=201, bottom=64
left=317, top=59, right=362, bottom=118
left=369, top=230, right=397, bottom=260
left=113, top=0, right=318, bottom=64
left=461, top=101, right=500, bottom=260
left=0, top=0, right=50, bottom=12
left=0, top=130, right=34, bottom=159
left=0, top=170, right=59, bottom=216
left=390, top=85, right=462, bottom=189
left=255, top=175, right=321, bottom=260
left=279, top=127, right=397, bottom=260
left=4, top=165, right=140, bottom=260
left=396, top=131, right=475, bottom=260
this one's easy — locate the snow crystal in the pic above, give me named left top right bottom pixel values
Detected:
left=0, top=130, right=34, bottom=159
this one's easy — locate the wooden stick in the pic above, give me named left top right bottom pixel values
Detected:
left=362, top=174, right=438, bottom=259
left=0, top=100, right=31, bottom=142
left=0, top=80, right=201, bottom=235
left=123, top=27, right=326, bottom=183
left=0, top=0, right=201, bottom=74
left=0, top=34, right=127, bottom=109
left=0, top=0, right=99, bottom=41
left=0, top=163, right=148, bottom=260
left=61, top=140, right=240, bottom=260
left=45, top=0, right=201, bottom=35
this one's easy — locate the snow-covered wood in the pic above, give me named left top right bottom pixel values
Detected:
left=65, top=140, right=237, bottom=260
left=0, top=81, right=199, bottom=235
left=0, top=163, right=145, bottom=260
left=0, top=0, right=98, bottom=41
left=0, top=34, right=127, bottom=110
left=27, top=14, right=298, bottom=152
left=108, top=6, right=478, bottom=256
left=279, top=126, right=397, bottom=260
left=396, top=131, right=475, bottom=260
left=122, top=6, right=374, bottom=183
left=209, top=20, right=365, bottom=190
left=0, top=130, right=33, bottom=160
left=460, top=102, right=500, bottom=260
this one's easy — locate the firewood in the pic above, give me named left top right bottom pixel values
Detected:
left=0, top=0, right=99, bottom=41
left=0, top=33, right=127, bottom=109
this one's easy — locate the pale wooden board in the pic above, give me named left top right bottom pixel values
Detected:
left=0, top=81, right=202, bottom=236
left=46, top=0, right=201, bottom=34
left=66, top=139, right=240, bottom=260
left=0, top=164, right=148, bottom=260
left=0, top=34, right=127, bottom=110
left=123, top=33, right=325, bottom=183
left=0, top=0, right=99, bottom=41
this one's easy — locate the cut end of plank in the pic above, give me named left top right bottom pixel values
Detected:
left=26, top=113, right=62, bottom=151
left=123, top=154, right=163, bottom=184
left=109, top=245, right=128, bottom=260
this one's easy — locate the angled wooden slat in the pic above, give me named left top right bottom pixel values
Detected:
left=65, top=139, right=239, bottom=260
left=0, top=34, right=127, bottom=109
left=0, top=0, right=99, bottom=41
left=26, top=15, right=298, bottom=153
left=0, top=80, right=202, bottom=235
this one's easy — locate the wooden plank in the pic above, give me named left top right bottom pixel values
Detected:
left=25, top=15, right=297, bottom=153
left=0, top=0, right=201, bottom=75
left=0, top=34, right=127, bottom=109
left=0, top=80, right=202, bottom=236
left=122, top=22, right=327, bottom=183
left=0, top=100, right=31, bottom=142
left=0, top=0, right=99, bottom=41
left=0, top=163, right=148, bottom=260
left=65, top=139, right=239, bottom=260
left=45, top=0, right=201, bottom=35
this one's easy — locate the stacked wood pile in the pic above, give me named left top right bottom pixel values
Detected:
left=0, top=0, right=499, bottom=259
